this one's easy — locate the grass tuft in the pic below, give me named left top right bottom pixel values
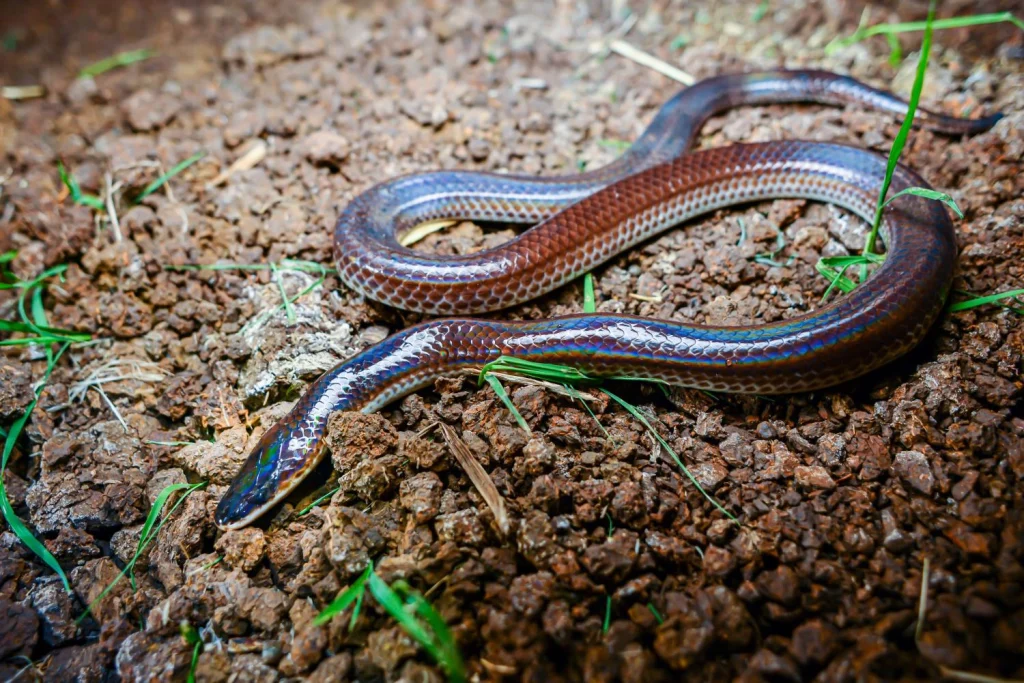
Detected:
left=754, top=230, right=795, bottom=268
left=825, top=11, right=1023, bottom=63
left=316, top=562, right=466, bottom=681
left=1, top=253, right=95, bottom=592
left=77, top=481, right=206, bottom=622
left=57, top=161, right=105, bottom=211
left=816, top=1, right=942, bottom=300
left=79, top=48, right=156, bottom=78
left=315, top=561, right=373, bottom=630
left=180, top=621, right=202, bottom=683
left=134, top=152, right=205, bottom=203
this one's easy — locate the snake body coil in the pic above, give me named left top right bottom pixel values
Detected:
left=216, top=70, right=1000, bottom=530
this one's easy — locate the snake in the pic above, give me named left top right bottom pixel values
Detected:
left=215, top=70, right=1000, bottom=530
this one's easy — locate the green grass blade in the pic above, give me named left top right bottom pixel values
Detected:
left=1, top=342, right=73, bottom=592
left=754, top=231, right=795, bottom=267
left=77, top=481, right=205, bottom=622
left=885, top=32, right=903, bottom=67
left=393, top=581, right=466, bottom=681
left=0, top=250, right=17, bottom=265
left=597, top=139, right=631, bottom=152
left=134, top=152, right=204, bottom=203
left=314, top=561, right=373, bottom=626
left=367, top=574, right=437, bottom=654
left=647, top=603, right=665, bottom=625
left=370, top=576, right=466, bottom=683
left=56, top=162, right=105, bottom=210
left=826, top=12, right=1022, bottom=55
left=603, top=595, right=613, bottom=633
left=566, top=384, right=610, bottom=438
left=128, top=482, right=200, bottom=588
left=0, top=318, right=90, bottom=344
left=583, top=273, right=596, bottom=313
left=479, top=356, right=595, bottom=386
left=483, top=374, right=531, bottom=435
left=0, top=486, right=69, bottom=591
left=882, top=187, right=963, bottom=218
left=349, top=585, right=366, bottom=632
left=602, top=389, right=738, bottom=525
left=79, top=48, right=156, bottom=78
left=297, top=485, right=340, bottom=517
left=863, top=0, right=937, bottom=257
left=180, top=622, right=202, bottom=683
left=948, top=289, right=1024, bottom=313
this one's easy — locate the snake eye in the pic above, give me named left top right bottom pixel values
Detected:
left=214, top=427, right=286, bottom=530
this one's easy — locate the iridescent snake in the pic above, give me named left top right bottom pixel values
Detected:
left=215, top=70, right=1000, bottom=530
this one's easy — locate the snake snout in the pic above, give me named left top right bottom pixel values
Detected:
left=214, top=425, right=290, bottom=530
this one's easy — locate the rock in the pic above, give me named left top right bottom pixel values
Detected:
left=892, top=451, right=935, bottom=495
left=690, top=461, right=728, bottom=491
left=46, top=643, right=108, bottom=682
left=366, top=625, right=419, bottom=673
left=172, top=424, right=255, bottom=484
left=27, top=416, right=159, bottom=534
left=325, top=412, right=398, bottom=472
left=99, top=291, right=154, bottom=337
left=215, top=527, right=267, bottom=572
left=66, top=75, right=100, bottom=104
left=288, top=623, right=327, bottom=673
left=652, top=592, right=713, bottom=670
left=746, top=648, right=800, bottom=681
left=399, top=472, right=443, bottom=524
left=467, top=137, right=490, bottom=160
left=0, top=362, right=34, bottom=420
left=817, top=434, right=846, bottom=466
left=145, top=468, right=188, bottom=505
left=702, top=546, right=735, bottom=577
left=610, top=480, right=649, bottom=528
left=0, top=597, right=39, bottom=658
left=115, top=631, right=197, bottom=681
left=581, top=530, right=639, bottom=583
left=509, top=572, right=555, bottom=618
left=794, top=465, right=836, bottom=490
left=645, top=529, right=697, bottom=567
left=719, top=432, right=754, bottom=467
left=323, top=506, right=383, bottom=578
left=309, top=653, right=353, bottom=682
left=435, top=508, right=486, bottom=547
left=789, top=618, right=838, bottom=666
left=755, top=565, right=799, bottom=606
left=122, top=89, right=182, bottom=131
left=300, top=131, right=350, bottom=167
left=29, top=578, right=78, bottom=646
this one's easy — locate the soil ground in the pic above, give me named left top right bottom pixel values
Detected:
left=1, top=1, right=1022, bottom=681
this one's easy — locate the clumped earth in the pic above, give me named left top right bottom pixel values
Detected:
left=1, top=0, right=1022, bottom=681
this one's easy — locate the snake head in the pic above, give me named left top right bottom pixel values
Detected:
left=214, top=419, right=323, bottom=530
